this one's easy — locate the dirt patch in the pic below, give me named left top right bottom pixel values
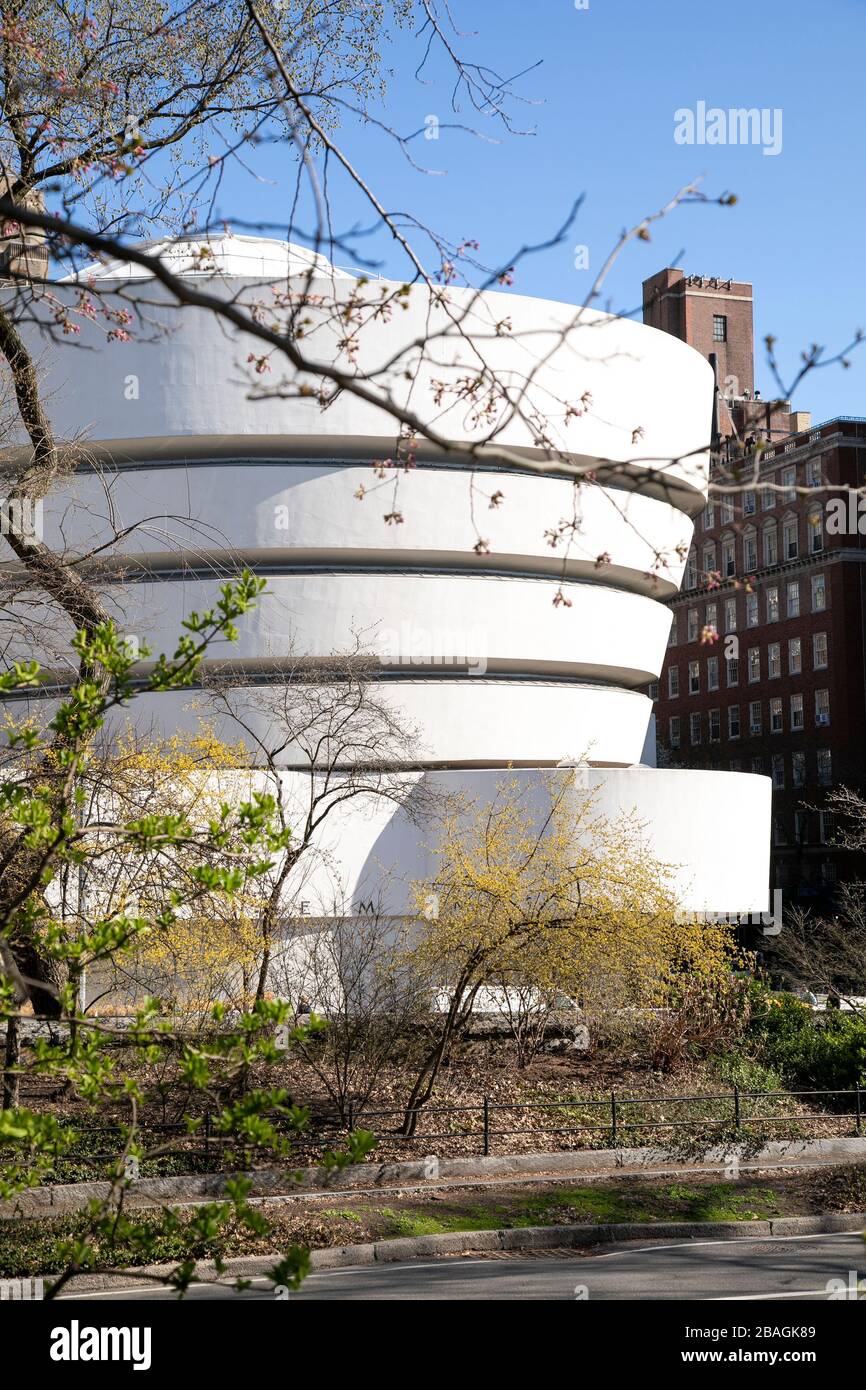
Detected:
left=11, top=1046, right=858, bottom=1179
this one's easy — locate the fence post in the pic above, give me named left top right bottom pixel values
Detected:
left=482, top=1096, right=490, bottom=1157
left=347, top=1100, right=354, bottom=1133
left=611, top=1091, right=617, bottom=1147
left=856, top=1083, right=862, bottom=1135
left=734, top=1085, right=741, bottom=1130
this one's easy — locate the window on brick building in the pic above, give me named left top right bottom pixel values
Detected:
left=811, top=573, right=826, bottom=611
left=790, top=693, right=804, bottom=731
left=743, top=490, right=756, bottom=516
left=724, top=597, right=737, bottom=632
left=721, top=533, right=736, bottom=577
left=806, top=457, right=822, bottom=487
left=669, top=715, right=681, bottom=749
left=747, top=647, right=760, bottom=682
left=815, top=688, right=830, bottom=725
left=763, top=519, right=778, bottom=566
left=702, top=541, right=716, bottom=577
left=721, top=495, right=735, bottom=524
left=689, top=660, right=700, bottom=694
left=702, top=500, right=715, bottom=529
left=705, top=601, right=717, bottom=630
left=668, top=666, right=679, bottom=698
left=807, top=506, right=824, bottom=554
left=712, top=314, right=727, bottom=342
left=773, top=814, right=787, bottom=845
left=770, top=697, right=783, bottom=733
left=819, top=810, right=834, bottom=844
left=822, top=859, right=838, bottom=884
left=746, top=592, right=759, bottom=626
left=783, top=513, right=799, bottom=560
left=726, top=656, right=739, bottom=686
left=709, top=708, right=721, bottom=742
left=786, top=580, right=800, bottom=617
left=761, top=485, right=775, bottom=511
left=707, top=655, right=719, bottom=690
left=648, top=681, right=659, bottom=701
left=728, top=705, right=740, bottom=739
left=766, top=585, right=779, bottom=621
left=687, top=608, right=699, bottom=642
left=788, top=637, right=802, bottom=675
left=743, top=526, right=757, bottom=571
left=752, top=755, right=764, bottom=774
left=792, top=750, right=806, bottom=787
left=813, top=631, right=828, bottom=669
left=795, top=810, right=809, bottom=844
left=668, top=613, right=678, bottom=646
left=772, top=755, right=785, bottom=789
left=817, top=748, right=832, bottom=786
left=749, top=701, right=762, bottom=735
left=781, top=466, right=796, bottom=503
left=690, top=712, right=702, bottom=745
left=685, top=553, right=698, bottom=588
left=768, top=642, right=781, bottom=678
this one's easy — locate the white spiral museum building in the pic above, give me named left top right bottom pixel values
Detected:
left=4, top=237, right=770, bottom=917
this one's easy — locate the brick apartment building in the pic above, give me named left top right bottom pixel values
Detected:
left=643, top=268, right=755, bottom=406
left=644, top=269, right=866, bottom=906
left=642, top=268, right=811, bottom=444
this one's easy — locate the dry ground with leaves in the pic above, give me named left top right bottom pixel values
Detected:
left=9, top=1032, right=859, bottom=1177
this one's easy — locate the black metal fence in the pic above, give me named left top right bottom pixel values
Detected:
left=13, top=1083, right=864, bottom=1176
left=345, top=1084, right=864, bottom=1157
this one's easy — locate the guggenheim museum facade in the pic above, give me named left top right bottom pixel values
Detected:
left=3, top=236, right=771, bottom=920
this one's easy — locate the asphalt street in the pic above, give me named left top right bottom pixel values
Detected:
left=59, top=1231, right=866, bottom=1301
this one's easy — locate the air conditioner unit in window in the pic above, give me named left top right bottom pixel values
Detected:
left=816, top=712, right=830, bottom=725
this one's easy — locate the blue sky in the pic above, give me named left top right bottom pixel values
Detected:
left=217, top=0, right=866, bottom=425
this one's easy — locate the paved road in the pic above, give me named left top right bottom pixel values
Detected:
left=61, top=1232, right=866, bottom=1301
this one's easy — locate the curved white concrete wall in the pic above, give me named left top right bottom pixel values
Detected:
left=0, top=577, right=662, bottom=764
left=103, top=573, right=669, bottom=682
left=35, top=463, right=694, bottom=597
left=112, top=683, right=654, bottom=768
left=0, top=238, right=770, bottom=912
left=38, top=250, right=713, bottom=502
left=202, top=766, right=771, bottom=919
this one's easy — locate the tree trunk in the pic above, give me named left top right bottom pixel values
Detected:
left=2, top=1013, right=20, bottom=1110
left=0, top=304, right=111, bottom=1014
left=253, top=851, right=301, bottom=1004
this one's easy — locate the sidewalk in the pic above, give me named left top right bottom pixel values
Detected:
left=4, top=1135, right=866, bottom=1219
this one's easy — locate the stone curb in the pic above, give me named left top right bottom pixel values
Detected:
left=52, top=1212, right=866, bottom=1294
left=5, top=1135, right=866, bottom=1220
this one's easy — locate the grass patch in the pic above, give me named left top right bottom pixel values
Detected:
left=376, top=1206, right=503, bottom=1237
left=373, top=1180, right=784, bottom=1234
left=0, top=1167, right=855, bottom=1280
left=658, top=1183, right=780, bottom=1222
